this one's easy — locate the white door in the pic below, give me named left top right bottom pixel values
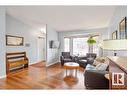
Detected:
left=37, top=37, right=46, bottom=62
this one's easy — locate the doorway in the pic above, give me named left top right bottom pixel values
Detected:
left=37, top=37, right=46, bottom=62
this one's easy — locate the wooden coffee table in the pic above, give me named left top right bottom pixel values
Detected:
left=64, top=62, right=79, bottom=78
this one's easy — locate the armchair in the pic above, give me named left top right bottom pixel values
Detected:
left=60, top=52, right=74, bottom=66
left=78, top=53, right=97, bottom=68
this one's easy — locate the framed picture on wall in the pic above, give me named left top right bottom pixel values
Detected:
left=6, top=35, right=24, bottom=46
left=112, top=30, right=118, bottom=39
left=119, top=17, right=127, bottom=39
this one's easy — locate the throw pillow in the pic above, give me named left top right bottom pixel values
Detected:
left=96, top=57, right=105, bottom=63
left=93, top=57, right=109, bottom=66
left=103, top=57, right=109, bottom=65
left=93, top=60, right=100, bottom=66
left=95, top=63, right=108, bottom=71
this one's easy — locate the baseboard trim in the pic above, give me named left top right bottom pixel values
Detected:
left=46, top=61, right=59, bottom=67
left=0, top=75, right=6, bottom=79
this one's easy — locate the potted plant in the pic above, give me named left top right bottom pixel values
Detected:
left=87, top=36, right=96, bottom=53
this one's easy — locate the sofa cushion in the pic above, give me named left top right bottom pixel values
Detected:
left=95, top=63, right=108, bottom=71
left=64, top=58, right=72, bottom=62
left=93, top=57, right=109, bottom=66
left=79, top=59, right=87, bottom=63
left=85, top=64, right=96, bottom=70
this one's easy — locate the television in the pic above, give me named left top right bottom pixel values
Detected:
left=49, top=40, right=60, bottom=48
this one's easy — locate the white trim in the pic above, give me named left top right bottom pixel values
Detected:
left=0, top=75, right=6, bottom=79
left=46, top=61, right=59, bottom=67
left=29, top=60, right=46, bottom=65
left=29, top=62, right=36, bottom=65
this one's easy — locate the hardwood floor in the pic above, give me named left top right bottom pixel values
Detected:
left=0, top=62, right=85, bottom=89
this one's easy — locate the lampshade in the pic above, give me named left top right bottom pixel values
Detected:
left=100, top=39, right=127, bottom=50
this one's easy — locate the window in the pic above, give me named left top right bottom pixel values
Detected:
left=93, top=36, right=99, bottom=55
left=64, top=37, right=70, bottom=52
left=63, top=35, right=99, bottom=56
left=73, top=37, right=89, bottom=56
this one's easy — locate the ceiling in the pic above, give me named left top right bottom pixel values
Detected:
left=7, top=6, right=116, bottom=32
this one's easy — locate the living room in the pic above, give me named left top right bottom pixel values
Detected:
left=0, top=6, right=127, bottom=90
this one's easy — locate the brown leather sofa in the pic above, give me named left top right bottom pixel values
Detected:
left=84, top=64, right=109, bottom=89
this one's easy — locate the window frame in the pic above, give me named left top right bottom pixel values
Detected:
left=72, top=36, right=89, bottom=56
left=64, top=37, right=71, bottom=52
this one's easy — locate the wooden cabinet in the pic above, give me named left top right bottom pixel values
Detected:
left=108, top=57, right=127, bottom=89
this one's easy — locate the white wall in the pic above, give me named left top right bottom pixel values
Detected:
left=46, top=25, right=59, bottom=66
left=58, top=28, right=108, bottom=57
left=0, top=7, right=6, bottom=78
left=6, top=14, right=44, bottom=64
left=107, top=6, right=127, bottom=56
